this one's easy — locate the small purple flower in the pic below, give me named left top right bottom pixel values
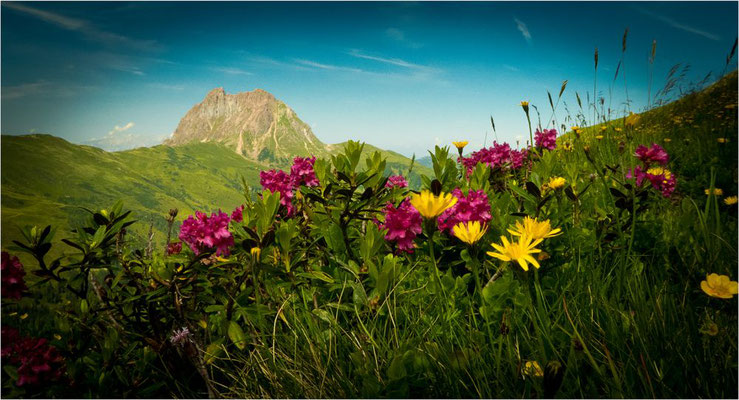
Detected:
left=458, top=141, right=528, bottom=175
left=260, top=169, right=295, bottom=216
left=385, top=175, right=409, bottom=189
left=167, top=242, right=182, bottom=255
left=170, top=327, right=191, bottom=346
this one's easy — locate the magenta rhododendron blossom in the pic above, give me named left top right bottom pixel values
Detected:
left=2, top=252, right=27, bottom=300
left=290, top=156, right=319, bottom=187
left=379, top=199, right=423, bottom=254
left=231, top=204, right=244, bottom=223
left=534, top=129, right=557, bottom=150
left=260, top=169, right=295, bottom=215
left=13, top=337, right=65, bottom=386
left=634, top=144, right=669, bottom=166
left=385, top=175, right=409, bottom=189
left=2, top=331, right=65, bottom=387
left=179, top=210, right=234, bottom=256
left=1, top=327, right=20, bottom=358
left=459, top=141, right=528, bottom=175
left=437, top=189, right=492, bottom=232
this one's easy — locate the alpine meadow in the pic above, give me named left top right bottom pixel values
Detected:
left=1, top=2, right=738, bottom=399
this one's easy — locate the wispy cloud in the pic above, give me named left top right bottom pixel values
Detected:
left=385, top=28, right=423, bottom=49
left=514, top=18, right=532, bottom=43
left=635, top=6, right=720, bottom=41
left=85, top=132, right=168, bottom=152
left=211, top=66, right=252, bottom=75
left=293, top=59, right=365, bottom=73
left=348, top=49, right=426, bottom=69
left=3, top=2, right=159, bottom=51
left=2, top=80, right=95, bottom=100
left=502, top=64, right=520, bottom=72
left=108, top=122, right=135, bottom=136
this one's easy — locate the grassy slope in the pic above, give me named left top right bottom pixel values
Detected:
left=1, top=135, right=429, bottom=254
left=1, top=136, right=265, bottom=252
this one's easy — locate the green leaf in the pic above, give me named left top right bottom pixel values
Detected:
left=227, top=321, right=247, bottom=350
left=297, top=270, right=335, bottom=283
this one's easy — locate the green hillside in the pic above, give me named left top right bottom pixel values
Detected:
left=1, top=135, right=431, bottom=255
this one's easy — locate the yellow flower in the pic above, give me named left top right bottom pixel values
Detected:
left=452, top=221, right=487, bottom=245
left=595, top=135, right=604, bottom=140
left=452, top=141, right=469, bottom=150
left=625, top=112, right=640, bottom=127
left=700, top=273, right=738, bottom=299
left=520, top=100, right=529, bottom=107
left=410, top=190, right=458, bottom=219
left=561, top=142, right=573, bottom=151
left=570, top=126, right=581, bottom=134
left=647, top=167, right=672, bottom=181
left=507, top=217, right=562, bottom=240
left=724, top=196, right=737, bottom=205
left=615, top=127, right=623, bottom=132
left=544, top=176, right=566, bottom=191
left=250, top=247, right=262, bottom=260
left=717, top=137, right=729, bottom=143
left=487, top=235, right=543, bottom=271
left=704, top=188, right=723, bottom=196
left=600, top=125, right=607, bottom=131
left=663, top=138, right=672, bottom=143
left=523, top=361, right=544, bottom=377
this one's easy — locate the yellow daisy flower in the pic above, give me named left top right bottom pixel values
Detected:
left=705, top=188, right=723, bottom=196
left=410, top=190, right=458, bottom=219
left=724, top=196, right=737, bottom=205
left=487, top=235, right=543, bottom=271
left=452, top=221, right=487, bottom=245
left=507, top=217, right=562, bottom=240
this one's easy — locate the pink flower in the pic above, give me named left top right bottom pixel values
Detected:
left=167, top=242, right=182, bottom=255
left=534, top=129, right=557, bottom=150
left=386, top=175, right=409, bottom=189
left=290, top=156, right=319, bottom=187
left=231, top=205, right=244, bottom=223
left=6, top=335, right=65, bottom=387
left=634, top=144, right=669, bottom=166
left=379, top=199, right=423, bottom=254
left=437, top=189, right=492, bottom=232
left=626, top=166, right=676, bottom=198
left=260, top=169, right=295, bottom=215
left=2, top=252, right=27, bottom=300
left=178, top=210, right=234, bottom=257
left=1, top=327, right=20, bottom=358
left=458, top=141, right=528, bottom=175
left=169, top=327, right=191, bottom=346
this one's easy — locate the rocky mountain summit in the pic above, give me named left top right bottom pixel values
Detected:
left=165, top=88, right=327, bottom=164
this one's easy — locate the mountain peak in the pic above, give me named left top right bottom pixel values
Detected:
left=164, top=88, right=326, bottom=164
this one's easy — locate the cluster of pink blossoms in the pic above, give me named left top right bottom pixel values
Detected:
left=378, top=199, right=423, bottom=254
left=385, top=175, right=409, bottom=189
left=626, top=143, right=676, bottom=197
left=231, top=204, right=244, bottom=223
left=634, top=143, right=669, bottom=165
left=178, top=210, right=234, bottom=256
left=437, top=189, right=492, bottom=232
left=1, top=327, right=65, bottom=387
left=260, top=156, right=319, bottom=216
left=534, top=129, right=557, bottom=151
left=2, top=252, right=27, bottom=300
left=458, top=142, right=528, bottom=175
left=166, top=242, right=182, bottom=255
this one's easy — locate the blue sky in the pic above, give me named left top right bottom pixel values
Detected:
left=1, top=1, right=737, bottom=156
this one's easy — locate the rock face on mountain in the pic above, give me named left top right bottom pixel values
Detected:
left=165, top=88, right=327, bottom=164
